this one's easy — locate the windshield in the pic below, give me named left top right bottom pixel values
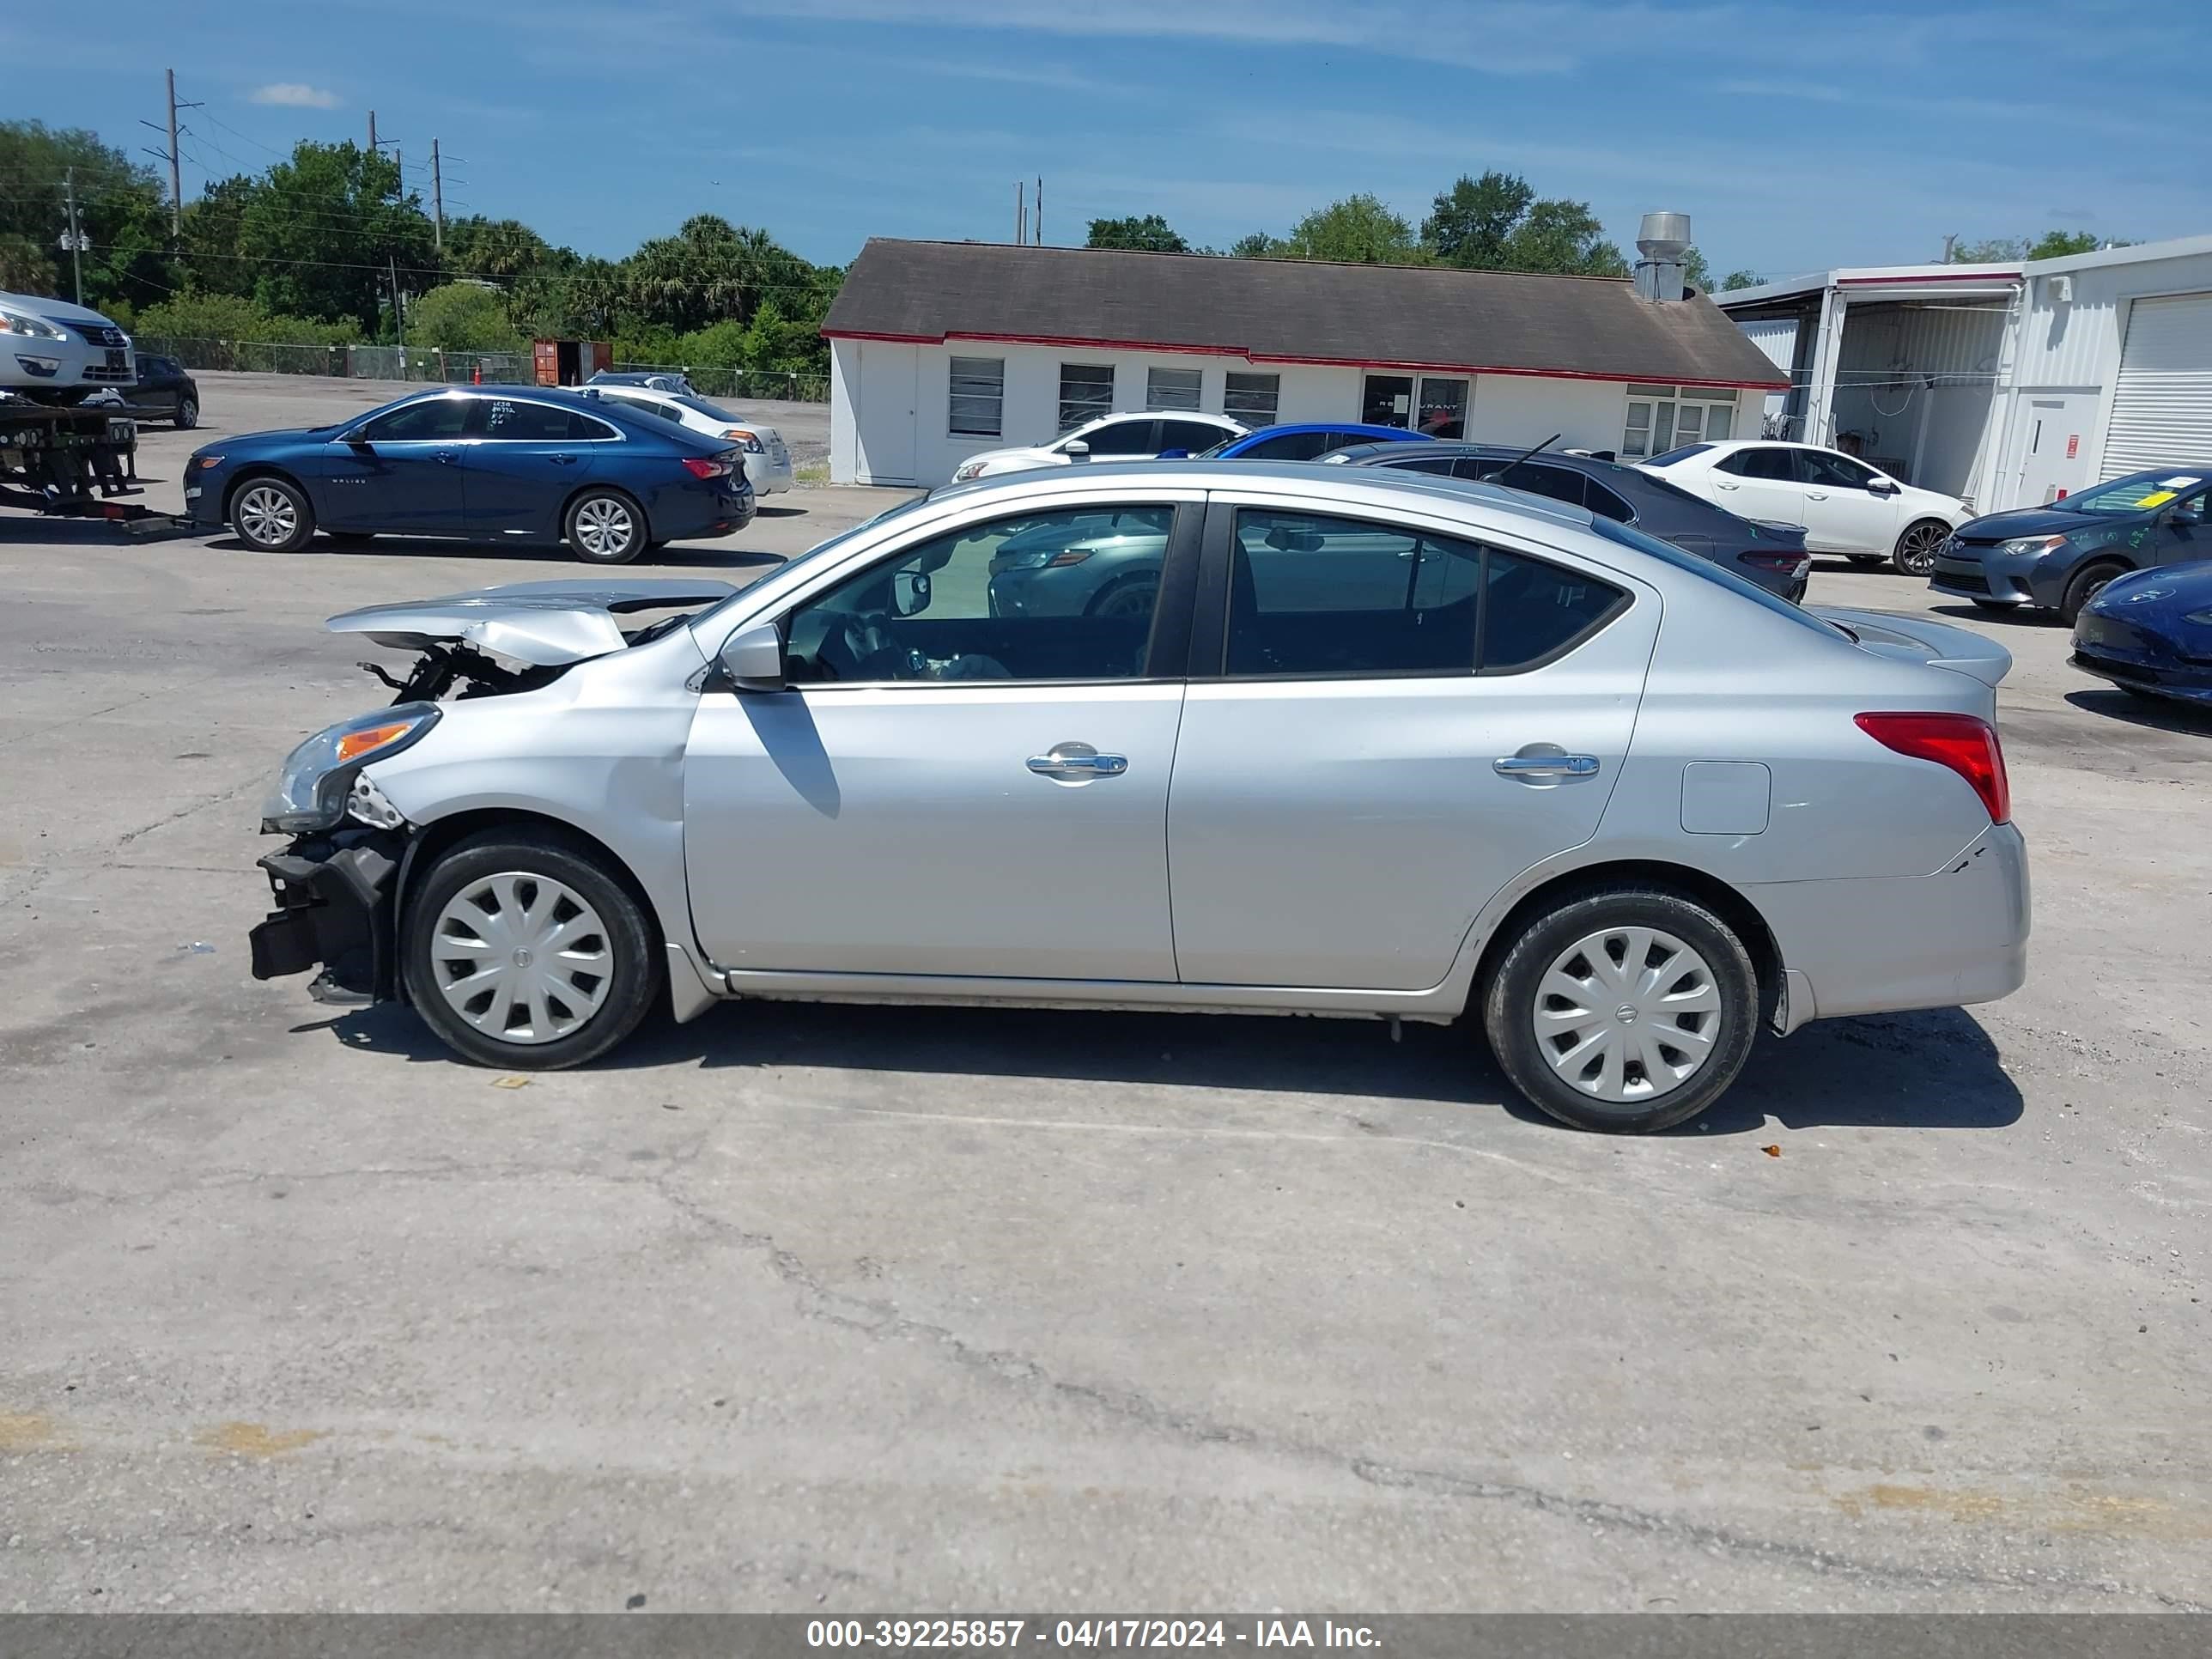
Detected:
left=2058, top=469, right=2207, bottom=514
left=1644, top=444, right=1715, bottom=467
left=1588, top=515, right=1844, bottom=636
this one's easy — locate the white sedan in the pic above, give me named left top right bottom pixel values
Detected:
left=583, top=385, right=795, bottom=494
left=1640, top=440, right=1969, bottom=575
left=951, top=410, right=1246, bottom=482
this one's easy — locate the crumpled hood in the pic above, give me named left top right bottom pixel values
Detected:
left=326, top=579, right=737, bottom=665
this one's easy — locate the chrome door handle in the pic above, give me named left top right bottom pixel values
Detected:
left=1806, top=490, right=1828, bottom=500
left=549, top=453, right=578, bottom=465
left=1714, top=481, right=1739, bottom=489
left=1027, top=743, right=1128, bottom=781
left=434, top=450, right=458, bottom=464
left=1493, top=754, right=1600, bottom=779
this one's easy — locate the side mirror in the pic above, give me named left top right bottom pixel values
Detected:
left=1063, top=439, right=1091, bottom=459
left=1868, top=477, right=1899, bottom=495
left=716, top=621, right=786, bottom=691
left=892, top=570, right=933, bottom=617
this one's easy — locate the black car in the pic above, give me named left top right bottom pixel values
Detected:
left=1321, top=439, right=1814, bottom=599
left=125, top=353, right=201, bottom=429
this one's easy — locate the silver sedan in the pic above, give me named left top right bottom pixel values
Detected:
left=246, top=462, right=2029, bottom=1133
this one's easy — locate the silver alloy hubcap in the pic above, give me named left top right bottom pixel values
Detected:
left=429, top=872, right=613, bottom=1045
left=236, top=485, right=296, bottom=545
left=1533, top=926, right=1723, bottom=1103
left=574, top=497, right=635, bottom=557
left=1899, top=525, right=1944, bottom=572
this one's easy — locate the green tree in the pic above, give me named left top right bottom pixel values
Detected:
left=1421, top=171, right=1535, bottom=270
left=1281, top=194, right=1424, bottom=264
left=222, top=141, right=439, bottom=332
left=0, top=119, right=175, bottom=310
left=1500, top=198, right=1626, bottom=276
left=441, top=215, right=553, bottom=281
left=405, top=282, right=524, bottom=353
left=1085, top=214, right=1190, bottom=253
left=1720, top=270, right=1759, bottom=290
left=2027, top=229, right=2102, bottom=259
left=1227, top=232, right=1282, bottom=259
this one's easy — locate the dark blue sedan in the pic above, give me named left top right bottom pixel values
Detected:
left=1194, top=422, right=1426, bottom=462
left=1929, top=467, right=2212, bottom=624
left=184, top=386, right=753, bottom=562
left=2072, top=561, right=2212, bottom=708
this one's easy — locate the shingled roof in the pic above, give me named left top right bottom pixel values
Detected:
left=823, top=239, right=1787, bottom=390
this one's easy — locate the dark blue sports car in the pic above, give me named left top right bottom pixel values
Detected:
left=184, top=386, right=753, bottom=562
left=2071, top=561, right=2212, bottom=708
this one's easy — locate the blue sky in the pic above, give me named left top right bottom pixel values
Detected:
left=13, top=0, right=2212, bottom=279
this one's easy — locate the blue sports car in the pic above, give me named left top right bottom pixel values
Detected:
left=184, top=385, right=753, bottom=562
left=2071, top=561, right=2212, bottom=708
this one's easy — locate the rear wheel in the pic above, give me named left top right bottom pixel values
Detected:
left=1893, top=519, right=1950, bottom=576
left=564, top=488, right=646, bottom=564
left=1481, top=884, right=1759, bottom=1133
left=2059, top=559, right=2129, bottom=627
left=402, top=830, right=661, bottom=1070
left=230, top=477, right=316, bottom=552
left=174, top=396, right=198, bottom=430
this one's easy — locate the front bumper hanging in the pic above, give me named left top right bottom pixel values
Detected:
left=248, top=829, right=405, bottom=1006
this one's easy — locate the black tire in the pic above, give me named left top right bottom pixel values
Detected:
left=1481, top=884, right=1759, bottom=1134
left=1084, top=574, right=1160, bottom=620
left=402, top=830, right=662, bottom=1071
left=228, top=474, right=317, bottom=553
left=562, top=488, right=647, bottom=565
left=174, top=396, right=198, bottom=430
left=2059, top=560, right=2128, bottom=628
left=1845, top=554, right=1887, bottom=567
left=1892, top=519, right=1950, bottom=577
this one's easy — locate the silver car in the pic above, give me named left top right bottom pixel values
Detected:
left=246, top=463, right=2030, bottom=1133
left=1, top=289, right=135, bottom=402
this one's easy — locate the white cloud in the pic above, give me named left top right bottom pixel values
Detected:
left=252, top=82, right=341, bottom=109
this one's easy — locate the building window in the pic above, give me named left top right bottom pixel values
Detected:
left=1146, top=366, right=1203, bottom=412
left=1059, top=362, right=1115, bottom=431
left=948, top=356, right=1004, bottom=439
left=1361, top=373, right=1469, bottom=437
left=1621, top=385, right=1739, bottom=458
left=1224, top=371, right=1279, bottom=427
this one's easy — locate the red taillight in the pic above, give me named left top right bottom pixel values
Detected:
left=1853, top=712, right=2011, bottom=823
left=680, top=455, right=731, bottom=479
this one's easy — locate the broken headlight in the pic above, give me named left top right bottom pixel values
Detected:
left=261, top=703, right=439, bottom=835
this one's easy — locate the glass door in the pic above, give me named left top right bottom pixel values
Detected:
left=1415, top=376, right=1468, bottom=437
left=1362, top=374, right=1415, bottom=428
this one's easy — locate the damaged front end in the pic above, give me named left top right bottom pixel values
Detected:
left=249, top=824, right=406, bottom=1006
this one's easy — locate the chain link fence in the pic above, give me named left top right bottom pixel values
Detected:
left=137, top=337, right=828, bottom=403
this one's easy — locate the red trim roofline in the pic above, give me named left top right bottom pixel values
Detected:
left=1835, top=270, right=2021, bottom=285
left=822, top=329, right=1786, bottom=391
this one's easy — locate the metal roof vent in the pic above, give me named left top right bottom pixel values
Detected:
left=1634, top=211, right=1692, bottom=301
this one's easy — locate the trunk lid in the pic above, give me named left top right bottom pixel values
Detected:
left=1812, top=605, right=2014, bottom=689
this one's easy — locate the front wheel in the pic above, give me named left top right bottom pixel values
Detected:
left=402, top=830, right=662, bottom=1070
left=1481, top=884, right=1759, bottom=1133
left=2059, top=560, right=2129, bottom=627
left=230, top=477, right=317, bottom=552
left=564, top=488, right=646, bottom=564
left=1893, top=520, right=1950, bottom=576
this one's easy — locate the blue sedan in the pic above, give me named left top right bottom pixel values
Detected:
left=184, top=386, right=754, bottom=562
left=2072, top=561, right=2212, bottom=708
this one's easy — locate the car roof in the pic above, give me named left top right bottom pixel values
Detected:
left=1080, top=410, right=1241, bottom=428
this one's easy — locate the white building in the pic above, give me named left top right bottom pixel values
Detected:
left=822, top=238, right=1789, bottom=489
left=1717, top=234, right=2212, bottom=511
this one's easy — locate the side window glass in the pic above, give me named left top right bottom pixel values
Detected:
left=1163, top=420, right=1226, bottom=453
left=359, top=398, right=471, bottom=441
left=1226, top=510, right=1481, bottom=678
left=478, top=399, right=576, bottom=441
left=782, top=505, right=1175, bottom=685
left=1391, top=456, right=1458, bottom=476
left=1480, top=549, right=1626, bottom=671
left=1797, top=450, right=1872, bottom=489
left=1583, top=479, right=1635, bottom=522
left=1079, top=419, right=1157, bottom=458
left=1500, top=463, right=1587, bottom=509
left=568, top=412, right=621, bottom=441
left=1720, top=447, right=1793, bottom=481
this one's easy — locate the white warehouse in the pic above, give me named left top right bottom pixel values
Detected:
left=821, top=237, right=1789, bottom=488
left=1718, top=234, right=2212, bottom=511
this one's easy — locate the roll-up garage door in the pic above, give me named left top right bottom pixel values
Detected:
left=2103, top=293, right=2212, bottom=479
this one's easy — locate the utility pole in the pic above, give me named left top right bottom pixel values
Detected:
left=368, top=110, right=377, bottom=155
left=165, top=69, right=182, bottom=234
left=64, top=168, right=83, bottom=305
left=1942, top=233, right=1957, bottom=265
left=390, top=255, right=405, bottom=353
left=431, top=138, right=445, bottom=251
left=1015, top=180, right=1024, bottom=245
left=1036, top=176, right=1042, bottom=246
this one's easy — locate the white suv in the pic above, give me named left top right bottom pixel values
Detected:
left=1642, top=439, right=1969, bottom=574
left=1, top=290, right=135, bottom=404
left=951, top=411, right=1246, bottom=482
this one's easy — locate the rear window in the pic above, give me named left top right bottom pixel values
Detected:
left=1644, top=443, right=1715, bottom=467
left=677, top=393, right=743, bottom=423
